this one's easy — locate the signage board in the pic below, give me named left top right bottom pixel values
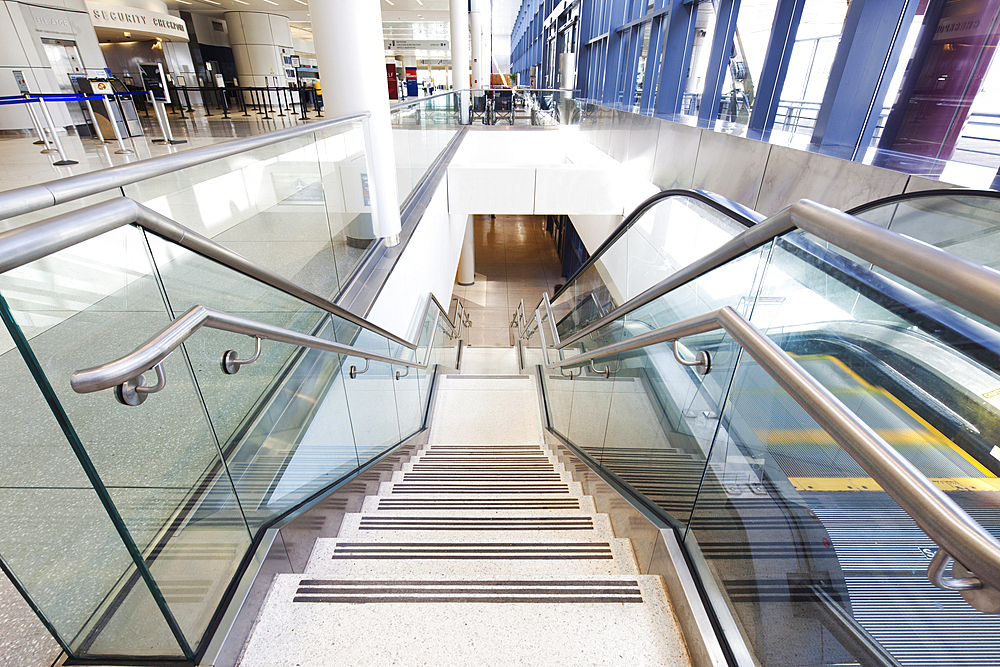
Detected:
left=385, top=39, right=449, bottom=51
left=12, top=71, right=29, bottom=94
left=86, top=1, right=188, bottom=41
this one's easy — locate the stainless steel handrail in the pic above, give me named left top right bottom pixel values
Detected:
left=0, top=198, right=416, bottom=349
left=535, top=304, right=1000, bottom=608
left=72, top=292, right=460, bottom=395
left=553, top=199, right=1000, bottom=350
left=0, top=112, right=371, bottom=221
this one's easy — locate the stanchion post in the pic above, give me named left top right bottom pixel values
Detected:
left=204, top=86, right=213, bottom=116
left=298, top=86, right=308, bottom=121
left=220, top=87, right=230, bottom=119
left=102, top=94, right=133, bottom=154
left=24, top=100, right=56, bottom=153
left=184, top=86, right=193, bottom=113
left=261, top=86, right=273, bottom=119
left=239, top=86, right=250, bottom=116
left=83, top=99, right=108, bottom=144
left=275, top=79, right=286, bottom=117
left=35, top=97, right=78, bottom=165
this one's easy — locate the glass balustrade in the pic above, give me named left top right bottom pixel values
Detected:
left=0, top=129, right=461, bottom=659
left=536, top=194, right=1000, bottom=667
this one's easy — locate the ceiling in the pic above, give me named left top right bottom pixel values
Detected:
left=162, top=0, right=521, bottom=58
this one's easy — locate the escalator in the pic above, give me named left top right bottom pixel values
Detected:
left=520, top=188, right=1000, bottom=667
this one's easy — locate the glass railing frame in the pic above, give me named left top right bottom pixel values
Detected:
left=528, top=198, right=1000, bottom=610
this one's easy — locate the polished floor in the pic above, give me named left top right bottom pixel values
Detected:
left=0, top=107, right=313, bottom=191
left=452, top=214, right=565, bottom=347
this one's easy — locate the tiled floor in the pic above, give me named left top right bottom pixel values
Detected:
left=452, top=214, right=565, bottom=348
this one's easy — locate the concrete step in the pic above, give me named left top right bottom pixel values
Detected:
left=239, top=574, right=690, bottom=667
left=360, top=495, right=598, bottom=514
left=303, top=537, right=639, bottom=577
left=334, top=512, right=615, bottom=541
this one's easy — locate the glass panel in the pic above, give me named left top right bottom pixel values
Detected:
left=124, top=122, right=368, bottom=301
left=548, top=195, right=750, bottom=342
left=344, top=330, right=403, bottom=467
left=685, top=231, right=1000, bottom=667
left=391, top=93, right=460, bottom=203
left=0, top=312, right=182, bottom=659
left=681, top=2, right=719, bottom=118
left=543, top=243, right=771, bottom=525
left=774, top=1, right=849, bottom=137
left=143, top=232, right=328, bottom=448
left=720, top=0, right=781, bottom=124
left=0, top=225, right=252, bottom=657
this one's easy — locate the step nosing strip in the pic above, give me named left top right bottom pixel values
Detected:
left=293, top=596, right=643, bottom=603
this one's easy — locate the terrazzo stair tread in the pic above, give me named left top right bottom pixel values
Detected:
left=375, top=481, right=587, bottom=497
left=334, top=512, right=616, bottom=541
left=239, top=573, right=690, bottom=667
left=399, top=462, right=569, bottom=473
left=360, top=495, right=599, bottom=513
left=388, top=470, right=574, bottom=484
left=302, top=537, right=640, bottom=576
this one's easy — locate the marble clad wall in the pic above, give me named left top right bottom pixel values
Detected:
left=578, top=104, right=957, bottom=217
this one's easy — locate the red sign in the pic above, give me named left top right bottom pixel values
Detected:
left=386, top=63, right=398, bottom=100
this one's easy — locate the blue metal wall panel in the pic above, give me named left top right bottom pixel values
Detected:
left=653, top=0, right=698, bottom=117
left=810, top=0, right=917, bottom=159
left=746, top=0, right=805, bottom=135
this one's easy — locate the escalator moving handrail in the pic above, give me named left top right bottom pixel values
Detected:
left=553, top=198, right=1000, bottom=352
left=0, top=197, right=416, bottom=350
left=537, top=304, right=1000, bottom=602
left=846, top=187, right=1000, bottom=217
left=548, top=188, right=761, bottom=307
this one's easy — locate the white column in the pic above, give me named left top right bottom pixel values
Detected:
left=456, top=215, right=475, bottom=286
left=226, top=11, right=294, bottom=105
left=469, top=1, right=484, bottom=90
left=482, top=1, right=493, bottom=87
left=450, top=0, right=471, bottom=122
left=310, top=0, right=402, bottom=243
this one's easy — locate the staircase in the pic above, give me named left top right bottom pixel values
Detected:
left=237, top=350, right=693, bottom=666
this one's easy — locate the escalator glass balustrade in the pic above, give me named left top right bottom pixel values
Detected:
left=526, top=190, right=1000, bottom=667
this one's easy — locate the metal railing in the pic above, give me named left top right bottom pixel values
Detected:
left=0, top=109, right=370, bottom=220
left=522, top=197, right=1000, bottom=611
left=0, top=197, right=412, bottom=349
left=70, top=292, right=461, bottom=404
left=549, top=198, right=1000, bottom=352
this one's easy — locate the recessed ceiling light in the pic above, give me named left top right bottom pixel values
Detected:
left=293, top=0, right=306, bottom=4
left=200, top=0, right=221, bottom=5
left=416, top=0, right=423, bottom=4
left=263, top=0, right=279, bottom=4
left=385, top=0, right=394, bottom=4
left=175, top=0, right=190, bottom=4
left=233, top=0, right=249, bottom=4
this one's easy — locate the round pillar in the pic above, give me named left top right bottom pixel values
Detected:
left=310, top=0, right=402, bottom=243
left=457, top=215, right=475, bottom=286
left=450, top=0, right=470, bottom=122
left=469, top=2, right=484, bottom=91
left=225, top=11, right=294, bottom=100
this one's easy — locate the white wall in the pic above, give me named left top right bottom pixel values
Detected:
left=188, top=12, right=230, bottom=48
left=0, top=0, right=107, bottom=130
left=367, top=179, right=467, bottom=341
